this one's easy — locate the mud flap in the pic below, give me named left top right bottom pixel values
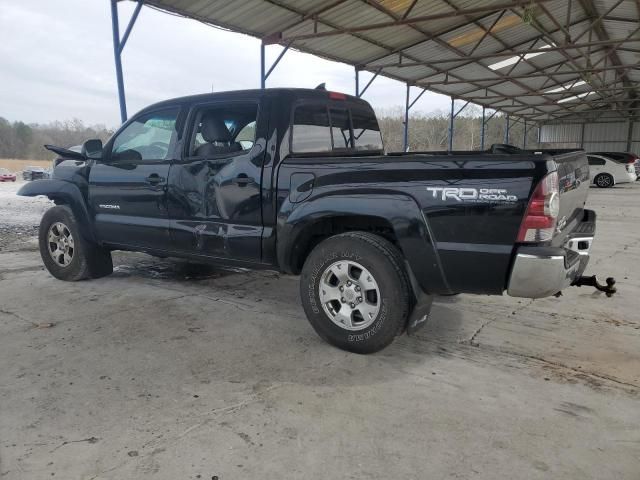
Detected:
left=407, top=293, right=434, bottom=335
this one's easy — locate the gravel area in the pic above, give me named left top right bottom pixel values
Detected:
left=0, top=180, right=52, bottom=250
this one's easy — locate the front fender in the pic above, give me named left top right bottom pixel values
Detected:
left=18, top=179, right=96, bottom=242
left=277, top=193, right=451, bottom=295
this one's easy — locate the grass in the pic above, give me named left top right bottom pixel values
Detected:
left=0, top=159, right=52, bottom=172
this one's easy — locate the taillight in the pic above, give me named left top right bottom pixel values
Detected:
left=517, top=171, right=560, bottom=242
left=626, top=164, right=634, bottom=173
left=328, top=91, right=346, bottom=100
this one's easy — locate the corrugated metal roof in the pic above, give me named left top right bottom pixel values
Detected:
left=137, top=0, right=640, bottom=123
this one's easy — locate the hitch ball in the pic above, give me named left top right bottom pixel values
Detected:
left=572, top=275, right=617, bottom=297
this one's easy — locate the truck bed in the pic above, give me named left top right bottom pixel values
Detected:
left=277, top=149, right=589, bottom=295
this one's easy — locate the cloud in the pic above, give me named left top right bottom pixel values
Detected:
left=0, top=0, right=451, bottom=127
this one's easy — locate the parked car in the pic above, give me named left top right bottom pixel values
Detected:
left=22, top=166, right=47, bottom=181
left=592, top=151, right=640, bottom=178
left=587, top=154, right=637, bottom=188
left=18, top=88, right=611, bottom=353
left=0, top=168, right=17, bottom=182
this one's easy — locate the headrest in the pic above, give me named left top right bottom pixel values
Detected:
left=200, top=113, right=231, bottom=143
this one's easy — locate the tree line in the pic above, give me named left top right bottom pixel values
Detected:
left=0, top=106, right=539, bottom=160
left=376, top=105, right=540, bottom=152
left=0, top=118, right=113, bottom=160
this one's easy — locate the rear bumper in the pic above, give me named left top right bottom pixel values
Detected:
left=507, top=210, right=595, bottom=298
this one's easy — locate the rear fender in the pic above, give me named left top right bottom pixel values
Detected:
left=18, top=179, right=96, bottom=242
left=277, top=193, right=450, bottom=295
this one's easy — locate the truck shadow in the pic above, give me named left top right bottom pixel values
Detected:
left=103, top=252, right=468, bottom=389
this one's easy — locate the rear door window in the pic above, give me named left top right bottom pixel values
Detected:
left=188, top=103, right=258, bottom=157
left=587, top=156, right=606, bottom=166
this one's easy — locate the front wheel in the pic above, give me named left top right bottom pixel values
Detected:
left=39, top=205, right=113, bottom=281
left=300, top=232, right=411, bottom=354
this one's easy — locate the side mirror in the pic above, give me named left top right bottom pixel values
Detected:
left=81, top=139, right=103, bottom=159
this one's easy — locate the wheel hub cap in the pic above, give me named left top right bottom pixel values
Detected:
left=318, top=260, right=380, bottom=331
left=47, top=222, right=75, bottom=267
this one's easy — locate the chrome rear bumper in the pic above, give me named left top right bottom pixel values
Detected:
left=507, top=210, right=595, bottom=299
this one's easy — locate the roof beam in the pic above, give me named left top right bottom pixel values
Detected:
left=576, top=0, right=635, bottom=110
left=357, top=0, right=569, bottom=116
left=279, top=0, right=554, bottom=41
left=362, top=0, right=563, bottom=108
left=371, top=37, right=640, bottom=67
left=264, top=0, right=550, bottom=117
left=463, top=85, right=640, bottom=100
left=418, top=65, right=639, bottom=85
left=265, top=0, right=349, bottom=38
left=533, top=3, right=607, bottom=91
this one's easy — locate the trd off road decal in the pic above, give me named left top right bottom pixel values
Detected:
left=426, top=187, right=517, bottom=203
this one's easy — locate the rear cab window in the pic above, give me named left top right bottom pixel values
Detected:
left=291, top=99, right=383, bottom=156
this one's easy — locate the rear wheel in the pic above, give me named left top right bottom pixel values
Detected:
left=300, top=232, right=411, bottom=354
left=39, top=205, right=113, bottom=281
left=594, top=173, right=614, bottom=188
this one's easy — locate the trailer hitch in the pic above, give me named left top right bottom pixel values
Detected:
left=572, top=275, right=617, bottom=297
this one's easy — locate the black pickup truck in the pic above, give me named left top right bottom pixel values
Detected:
left=19, top=88, right=611, bottom=353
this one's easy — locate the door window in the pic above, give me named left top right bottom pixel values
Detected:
left=587, top=156, right=606, bottom=166
left=189, top=104, right=258, bottom=157
left=111, top=108, right=180, bottom=161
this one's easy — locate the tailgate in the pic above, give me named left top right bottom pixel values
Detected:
left=552, top=150, right=590, bottom=246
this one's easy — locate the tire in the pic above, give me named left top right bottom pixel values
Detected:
left=300, top=231, right=411, bottom=354
left=594, top=173, right=614, bottom=188
left=39, top=205, right=113, bottom=281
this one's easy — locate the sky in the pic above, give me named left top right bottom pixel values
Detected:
left=0, top=0, right=453, bottom=128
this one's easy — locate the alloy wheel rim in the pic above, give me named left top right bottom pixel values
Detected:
left=598, top=175, right=611, bottom=187
left=47, top=222, right=75, bottom=267
left=318, top=260, right=381, bottom=331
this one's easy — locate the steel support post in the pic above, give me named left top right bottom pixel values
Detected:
left=626, top=119, right=634, bottom=152
left=355, top=68, right=381, bottom=98
left=110, top=0, right=143, bottom=124
left=260, top=43, right=266, bottom=89
left=261, top=42, right=291, bottom=89
left=480, top=106, right=486, bottom=151
left=504, top=114, right=510, bottom=144
left=111, top=0, right=127, bottom=123
left=403, top=84, right=410, bottom=152
left=448, top=97, right=455, bottom=152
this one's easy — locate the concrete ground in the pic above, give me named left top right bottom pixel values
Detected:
left=0, top=180, right=639, bottom=480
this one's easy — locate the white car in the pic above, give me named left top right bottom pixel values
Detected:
left=588, top=154, right=637, bottom=188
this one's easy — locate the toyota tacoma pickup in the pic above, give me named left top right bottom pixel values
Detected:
left=19, top=88, right=613, bottom=353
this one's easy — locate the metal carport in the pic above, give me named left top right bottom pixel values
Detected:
left=109, top=0, right=640, bottom=152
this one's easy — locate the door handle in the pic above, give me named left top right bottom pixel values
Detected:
left=146, top=174, right=165, bottom=185
left=232, top=174, right=254, bottom=186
